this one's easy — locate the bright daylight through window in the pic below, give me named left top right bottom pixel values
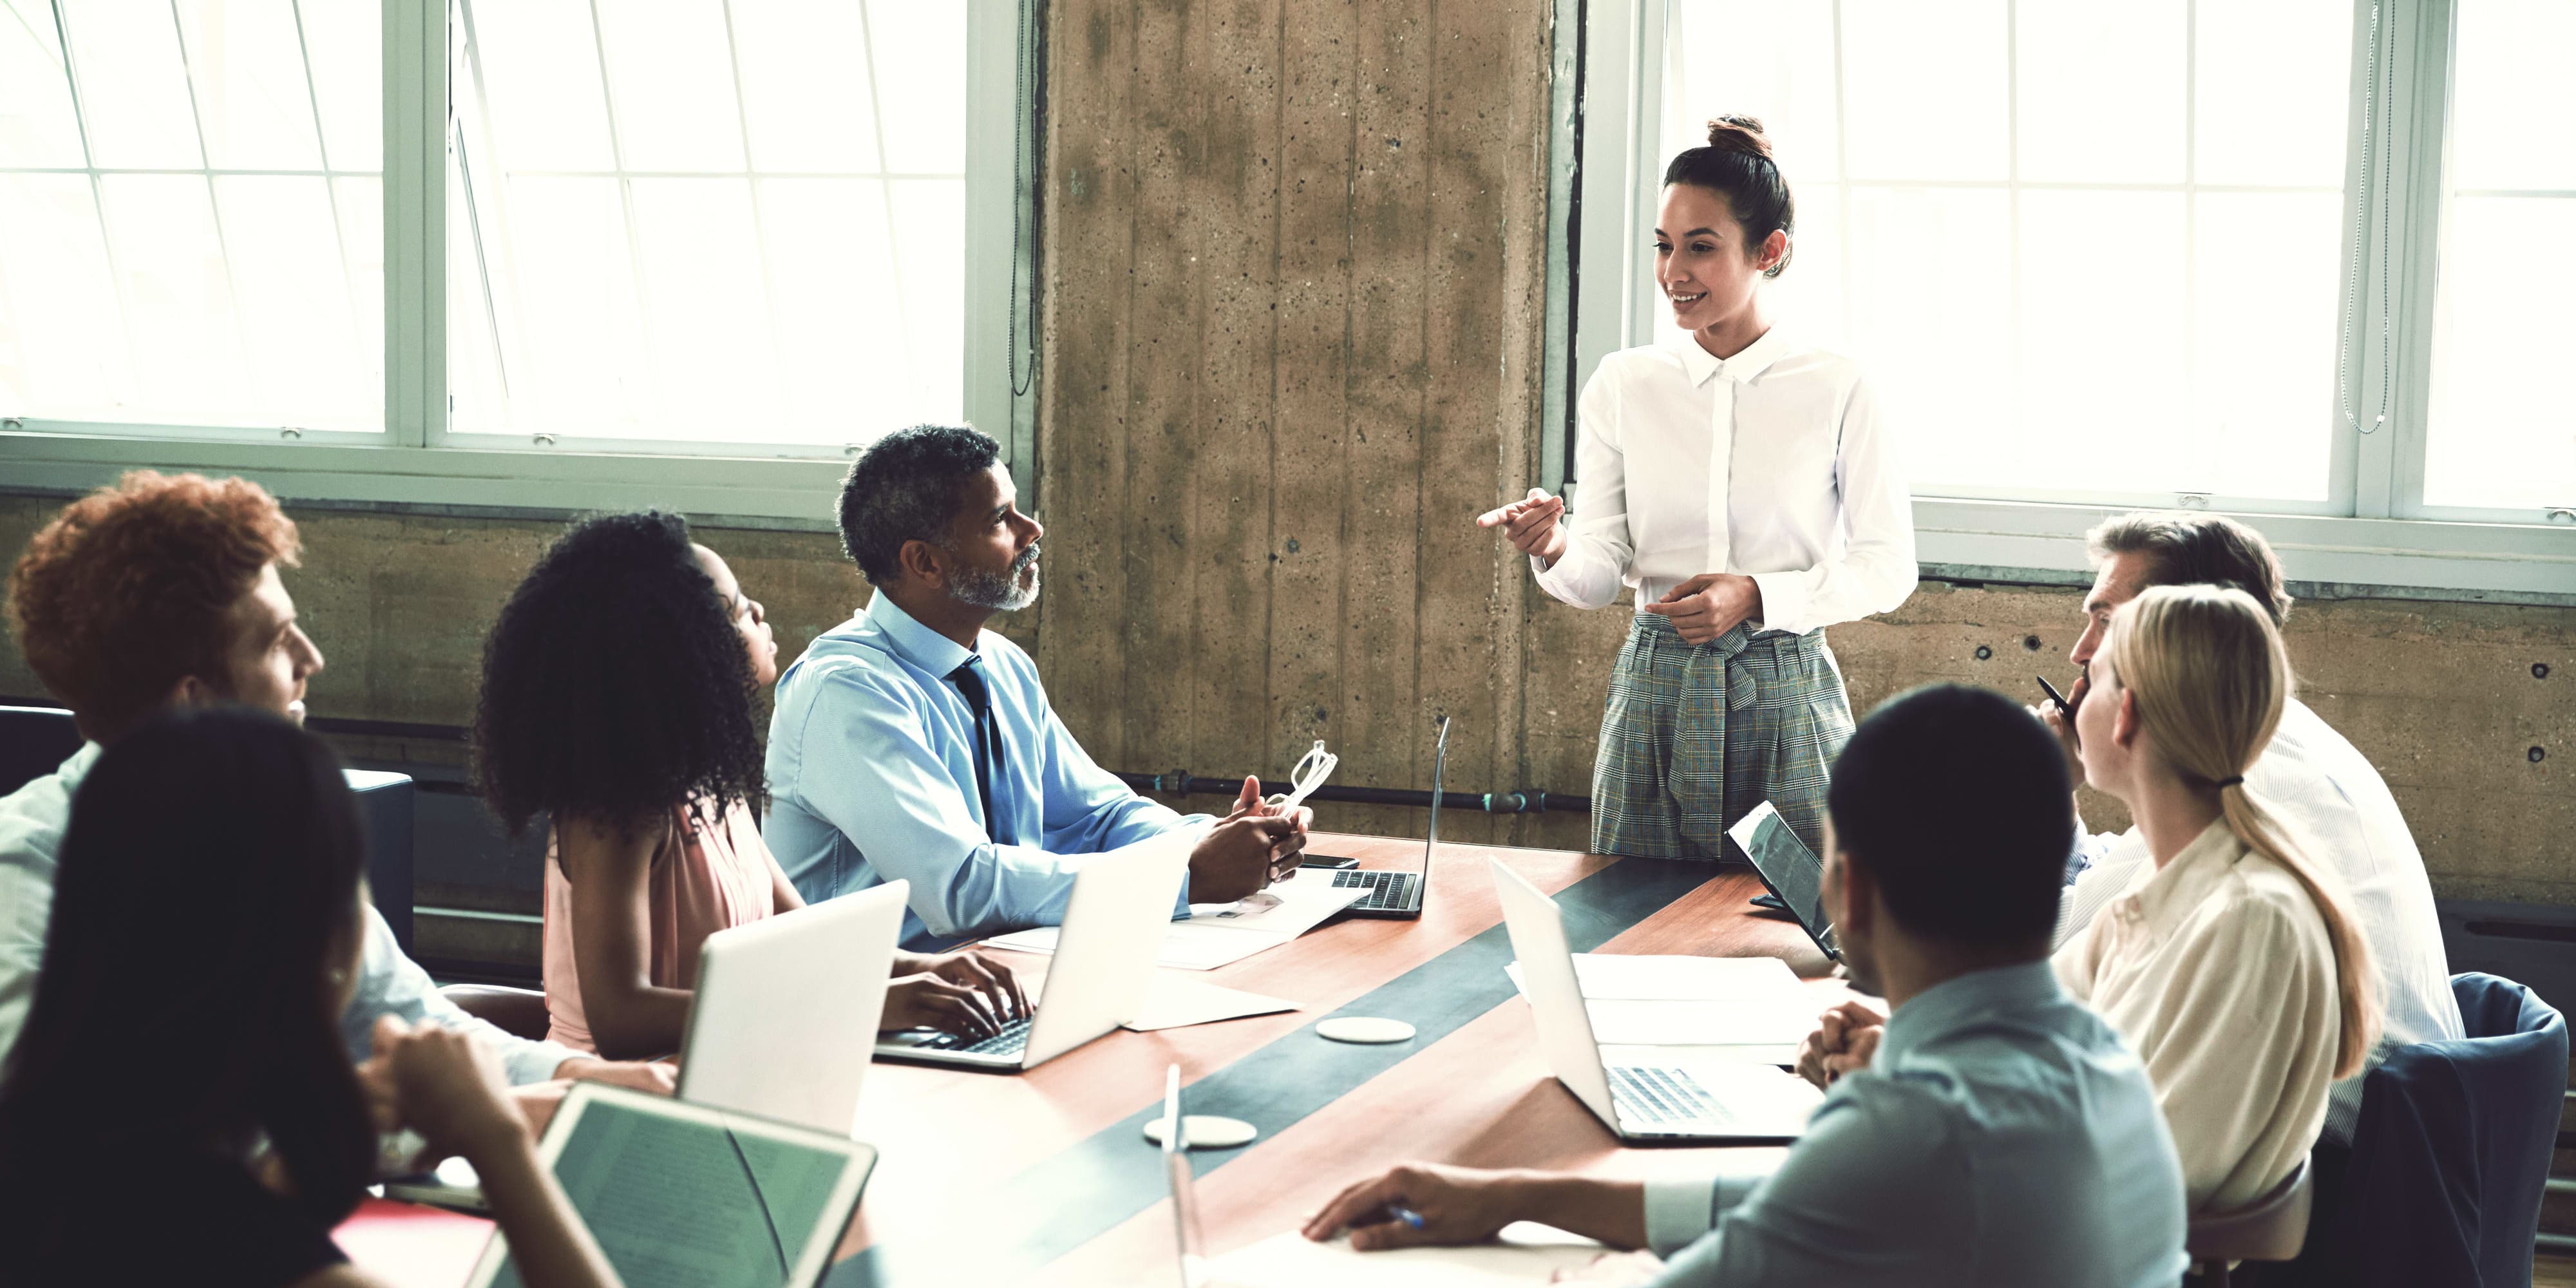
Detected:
left=1656, top=0, right=2354, bottom=506
left=2421, top=0, right=2576, bottom=514
left=444, top=0, right=968, bottom=448
left=0, top=0, right=384, bottom=434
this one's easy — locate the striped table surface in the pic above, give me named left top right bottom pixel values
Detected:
left=825, top=832, right=1846, bottom=1287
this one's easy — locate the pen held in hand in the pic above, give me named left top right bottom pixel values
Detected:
left=1386, top=1205, right=1426, bottom=1230
left=2034, top=674, right=2074, bottom=723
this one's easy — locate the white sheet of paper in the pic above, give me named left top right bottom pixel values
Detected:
left=983, top=878, right=1365, bottom=971
left=1182, top=876, right=1367, bottom=935
left=1122, top=976, right=1298, bottom=1031
left=1502, top=952, right=1804, bottom=1001
left=1582, top=997, right=1815, bottom=1048
left=1197, top=1226, right=1608, bottom=1287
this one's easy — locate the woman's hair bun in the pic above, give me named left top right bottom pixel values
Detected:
left=1705, top=115, right=1773, bottom=158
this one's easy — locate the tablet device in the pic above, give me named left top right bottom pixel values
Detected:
left=463, top=1083, right=876, bottom=1288
left=1726, top=800, right=1839, bottom=961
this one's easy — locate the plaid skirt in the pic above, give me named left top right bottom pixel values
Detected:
left=1590, top=614, right=1854, bottom=862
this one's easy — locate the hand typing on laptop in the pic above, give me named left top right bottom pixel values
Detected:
left=882, top=947, right=1029, bottom=1039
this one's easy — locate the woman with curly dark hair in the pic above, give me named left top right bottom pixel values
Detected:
left=475, top=511, right=1023, bottom=1061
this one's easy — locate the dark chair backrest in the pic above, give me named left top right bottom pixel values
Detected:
left=0, top=705, right=84, bottom=798
left=2313, top=972, right=2566, bottom=1287
left=345, top=770, right=417, bottom=957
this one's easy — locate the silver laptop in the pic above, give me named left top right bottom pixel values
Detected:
left=875, top=829, right=1192, bottom=1072
left=1314, top=714, right=1448, bottom=918
left=677, top=879, right=908, bottom=1137
left=1490, top=859, right=1822, bottom=1143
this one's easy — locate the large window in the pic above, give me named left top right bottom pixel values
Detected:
left=0, top=0, right=383, bottom=435
left=2420, top=0, right=2575, bottom=514
left=1568, top=0, right=2576, bottom=592
left=446, top=0, right=968, bottom=448
left=1, top=0, right=1034, bottom=517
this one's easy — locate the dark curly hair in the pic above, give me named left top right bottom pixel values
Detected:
left=472, top=511, right=765, bottom=837
left=837, top=423, right=1002, bottom=584
left=8, top=471, right=301, bottom=742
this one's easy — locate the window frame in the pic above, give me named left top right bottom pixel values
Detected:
left=1553, top=0, right=2576, bottom=598
left=0, top=0, right=1039, bottom=525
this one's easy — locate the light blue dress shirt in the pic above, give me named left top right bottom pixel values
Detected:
left=1641, top=960, right=2188, bottom=1288
left=0, top=744, right=576, bottom=1084
left=764, top=592, right=1206, bottom=949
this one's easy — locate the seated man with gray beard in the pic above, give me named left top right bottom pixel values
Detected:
left=765, top=424, right=1310, bottom=951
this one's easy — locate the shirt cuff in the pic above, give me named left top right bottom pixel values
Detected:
left=1747, top=570, right=1811, bottom=636
left=503, top=1036, right=585, bottom=1087
left=1642, top=1176, right=1716, bottom=1255
left=1643, top=1166, right=1773, bottom=1255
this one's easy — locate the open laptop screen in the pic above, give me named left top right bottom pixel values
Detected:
left=467, top=1083, right=875, bottom=1288
left=1726, top=800, right=1839, bottom=960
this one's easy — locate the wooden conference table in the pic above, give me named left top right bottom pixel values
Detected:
left=819, top=831, right=1846, bottom=1287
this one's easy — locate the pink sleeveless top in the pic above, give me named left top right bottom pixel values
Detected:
left=540, top=799, right=785, bottom=1054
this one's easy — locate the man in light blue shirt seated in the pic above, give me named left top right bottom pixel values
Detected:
left=767, top=424, right=1309, bottom=950
left=1303, top=684, right=2188, bottom=1287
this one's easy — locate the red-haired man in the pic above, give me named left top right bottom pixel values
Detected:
left=0, top=472, right=667, bottom=1100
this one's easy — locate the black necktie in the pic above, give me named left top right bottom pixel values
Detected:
left=947, top=659, right=1009, bottom=844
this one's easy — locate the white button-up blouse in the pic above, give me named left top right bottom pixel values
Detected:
left=1531, top=328, right=1918, bottom=636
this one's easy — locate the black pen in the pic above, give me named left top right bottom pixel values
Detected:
left=2035, top=674, right=2074, bottom=723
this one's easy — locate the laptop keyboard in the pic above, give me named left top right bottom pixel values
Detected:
left=920, top=1014, right=1033, bottom=1058
left=1330, top=868, right=1419, bottom=910
left=1609, top=1065, right=1734, bottom=1129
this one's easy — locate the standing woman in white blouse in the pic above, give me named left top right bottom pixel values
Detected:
left=1481, top=117, right=1917, bottom=860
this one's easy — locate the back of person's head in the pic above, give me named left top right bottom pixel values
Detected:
left=2103, top=584, right=2378, bottom=1076
left=1826, top=683, right=2071, bottom=953
left=837, top=424, right=1003, bottom=585
left=473, top=510, right=764, bottom=837
left=1662, top=115, right=1795, bottom=279
left=2087, top=511, right=2293, bottom=626
left=7, top=471, right=301, bottom=741
left=0, top=705, right=370, bottom=1220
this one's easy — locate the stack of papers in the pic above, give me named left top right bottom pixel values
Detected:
left=1505, top=953, right=1820, bottom=1056
left=986, top=878, right=1366, bottom=970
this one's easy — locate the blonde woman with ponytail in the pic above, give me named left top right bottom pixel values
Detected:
left=2054, top=584, right=2381, bottom=1215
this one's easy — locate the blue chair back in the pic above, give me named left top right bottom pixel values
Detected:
left=2315, top=972, right=2565, bottom=1287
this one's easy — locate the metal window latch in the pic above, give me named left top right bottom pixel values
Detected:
left=279, top=427, right=303, bottom=440
left=532, top=432, right=558, bottom=446
left=0, top=417, right=22, bottom=431
left=2548, top=508, right=2575, bottom=526
left=2177, top=493, right=2213, bottom=510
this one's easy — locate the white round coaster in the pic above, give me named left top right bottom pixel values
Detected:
left=1316, top=1016, right=1417, bottom=1045
left=1142, top=1114, right=1259, bottom=1149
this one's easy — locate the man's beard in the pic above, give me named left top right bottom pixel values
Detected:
left=952, top=544, right=1041, bottom=611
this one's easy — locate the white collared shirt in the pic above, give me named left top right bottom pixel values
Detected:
left=2058, top=698, right=2463, bottom=1144
left=1532, top=328, right=1918, bottom=635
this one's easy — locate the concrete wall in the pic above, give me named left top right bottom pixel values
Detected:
left=1, top=0, right=2568, bottom=919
